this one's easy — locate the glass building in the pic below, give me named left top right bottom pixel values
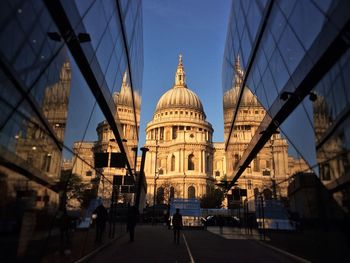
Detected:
left=223, top=0, right=350, bottom=261
left=0, top=0, right=143, bottom=261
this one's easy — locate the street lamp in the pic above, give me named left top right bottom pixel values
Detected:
left=153, top=139, right=159, bottom=206
left=270, top=139, right=277, bottom=200
left=150, top=136, right=159, bottom=224
left=183, top=129, right=186, bottom=199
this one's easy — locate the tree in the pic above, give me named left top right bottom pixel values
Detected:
left=200, top=187, right=225, bottom=208
left=59, top=170, right=89, bottom=209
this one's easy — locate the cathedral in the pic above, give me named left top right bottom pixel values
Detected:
left=69, top=55, right=308, bottom=208
left=143, top=55, right=217, bottom=205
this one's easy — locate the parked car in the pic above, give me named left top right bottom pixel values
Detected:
left=205, top=215, right=240, bottom=227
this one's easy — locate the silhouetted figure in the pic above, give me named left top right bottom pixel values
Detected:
left=247, top=215, right=254, bottom=234
left=127, top=205, right=138, bottom=242
left=59, top=211, right=72, bottom=254
left=172, top=208, right=183, bottom=244
left=94, top=204, right=108, bottom=243
left=201, top=217, right=207, bottom=230
left=108, top=204, right=116, bottom=238
left=164, top=211, right=171, bottom=229
left=217, top=215, right=224, bottom=234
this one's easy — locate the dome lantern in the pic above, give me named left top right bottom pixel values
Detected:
left=175, top=54, right=186, bottom=87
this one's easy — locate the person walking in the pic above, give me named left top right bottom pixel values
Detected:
left=172, top=208, right=183, bottom=244
left=94, top=203, right=108, bottom=243
left=59, top=210, right=72, bottom=255
left=164, top=211, right=171, bottom=230
left=127, top=205, right=138, bottom=242
left=217, top=215, right=224, bottom=234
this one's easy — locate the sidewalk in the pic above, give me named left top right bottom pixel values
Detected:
left=41, top=223, right=125, bottom=263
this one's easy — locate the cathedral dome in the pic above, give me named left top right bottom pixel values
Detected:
left=155, top=86, right=204, bottom=112
left=155, top=55, right=204, bottom=115
left=223, top=56, right=261, bottom=110
left=223, top=86, right=260, bottom=109
left=113, top=72, right=141, bottom=110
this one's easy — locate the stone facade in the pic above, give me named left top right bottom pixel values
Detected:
left=143, top=55, right=216, bottom=205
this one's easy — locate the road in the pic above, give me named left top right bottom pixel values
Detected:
left=88, top=225, right=306, bottom=263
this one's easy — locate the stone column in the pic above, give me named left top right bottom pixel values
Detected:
left=203, top=150, right=206, bottom=173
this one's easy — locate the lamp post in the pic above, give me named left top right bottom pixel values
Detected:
left=259, top=193, right=265, bottom=240
left=183, top=129, right=186, bottom=199
left=152, top=138, right=159, bottom=224
left=132, top=146, right=138, bottom=174
left=153, top=139, right=159, bottom=206
left=135, top=147, right=148, bottom=210
left=270, top=139, right=277, bottom=200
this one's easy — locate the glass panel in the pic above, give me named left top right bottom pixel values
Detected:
left=289, top=0, right=324, bottom=50
left=278, top=25, right=305, bottom=75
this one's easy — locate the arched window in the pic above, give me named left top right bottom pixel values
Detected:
left=170, top=186, right=175, bottom=199
left=188, top=186, right=195, bottom=198
left=233, top=154, right=239, bottom=169
left=188, top=154, right=195, bottom=170
left=171, top=155, right=175, bottom=171
left=254, top=188, right=259, bottom=199
left=156, top=187, right=164, bottom=204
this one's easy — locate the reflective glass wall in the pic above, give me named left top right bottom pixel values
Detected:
left=0, top=0, right=143, bottom=261
left=223, top=0, right=350, bottom=261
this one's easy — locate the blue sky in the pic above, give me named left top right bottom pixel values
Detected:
left=139, top=0, right=231, bottom=146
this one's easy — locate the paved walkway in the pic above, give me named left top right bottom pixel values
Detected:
left=88, top=225, right=305, bottom=263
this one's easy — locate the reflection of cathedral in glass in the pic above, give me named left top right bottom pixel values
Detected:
left=12, top=61, right=71, bottom=208
left=313, top=92, right=350, bottom=212
left=16, top=61, right=71, bottom=179
left=72, top=72, right=141, bottom=206
left=223, top=57, right=309, bottom=201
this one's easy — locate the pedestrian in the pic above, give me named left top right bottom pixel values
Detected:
left=172, top=208, right=183, bottom=244
left=127, top=205, right=139, bottom=242
left=93, top=203, right=108, bottom=243
left=217, top=215, right=224, bottom=234
left=247, top=214, right=254, bottom=234
left=164, top=211, right=171, bottom=229
left=201, top=217, right=207, bottom=230
left=59, top=210, right=72, bottom=255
